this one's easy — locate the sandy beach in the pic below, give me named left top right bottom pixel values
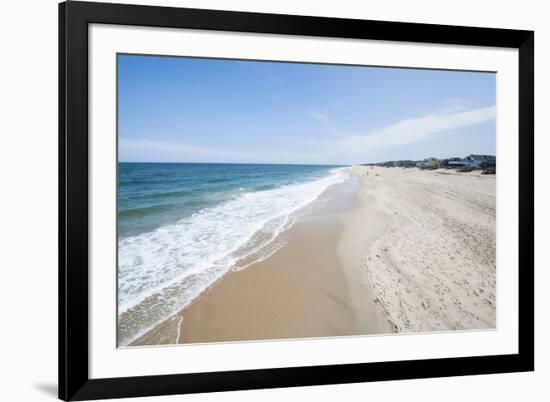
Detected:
left=352, top=166, right=496, bottom=333
left=130, top=166, right=496, bottom=346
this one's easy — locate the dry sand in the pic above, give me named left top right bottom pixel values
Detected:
left=352, top=166, right=496, bottom=332
left=130, top=166, right=496, bottom=346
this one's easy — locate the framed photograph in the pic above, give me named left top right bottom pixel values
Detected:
left=59, top=1, right=534, bottom=400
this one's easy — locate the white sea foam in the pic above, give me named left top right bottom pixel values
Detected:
left=117, top=167, right=350, bottom=345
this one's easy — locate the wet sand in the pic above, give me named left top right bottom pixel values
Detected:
left=131, top=177, right=392, bottom=345
left=130, top=166, right=496, bottom=346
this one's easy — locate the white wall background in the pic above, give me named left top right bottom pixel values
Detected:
left=0, top=0, right=546, bottom=401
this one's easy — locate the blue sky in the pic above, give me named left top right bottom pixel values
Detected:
left=118, top=54, right=496, bottom=165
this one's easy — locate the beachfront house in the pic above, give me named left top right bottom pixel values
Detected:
left=446, top=157, right=467, bottom=167
left=417, top=157, right=441, bottom=169
left=464, top=154, right=496, bottom=168
left=374, top=155, right=496, bottom=170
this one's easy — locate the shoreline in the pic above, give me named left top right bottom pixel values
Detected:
left=129, top=172, right=393, bottom=346
left=128, top=166, right=496, bottom=346
left=117, top=166, right=349, bottom=346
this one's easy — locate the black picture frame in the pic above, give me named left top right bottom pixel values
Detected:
left=59, top=1, right=534, bottom=400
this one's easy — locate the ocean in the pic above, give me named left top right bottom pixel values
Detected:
left=117, top=162, right=350, bottom=345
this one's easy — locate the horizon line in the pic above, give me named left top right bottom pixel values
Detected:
left=118, top=161, right=349, bottom=166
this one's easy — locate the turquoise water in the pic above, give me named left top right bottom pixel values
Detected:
left=117, top=162, right=350, bottom=345
left=118, top=163, right=341, bottom=238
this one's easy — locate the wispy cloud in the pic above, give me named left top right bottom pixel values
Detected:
left=120, top=105, right=496, bottom=165
left=119, top=138, right=311, bottom=164
left=333, top=105, right=495, bottom=153
left=310, top=110, right=336, bottom=132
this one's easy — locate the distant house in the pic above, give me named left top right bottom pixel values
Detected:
left=446, top=157, right=467, bottom=167
left=415, top=157, right=440, bottom=169
left=425, top=157, right=441, bottom=168
left=368, top=155, right=495, bottom=170
left=464, top=154, right=496, bottom=168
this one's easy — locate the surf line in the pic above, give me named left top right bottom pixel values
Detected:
left=175, top=315, right=184, bottom=344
